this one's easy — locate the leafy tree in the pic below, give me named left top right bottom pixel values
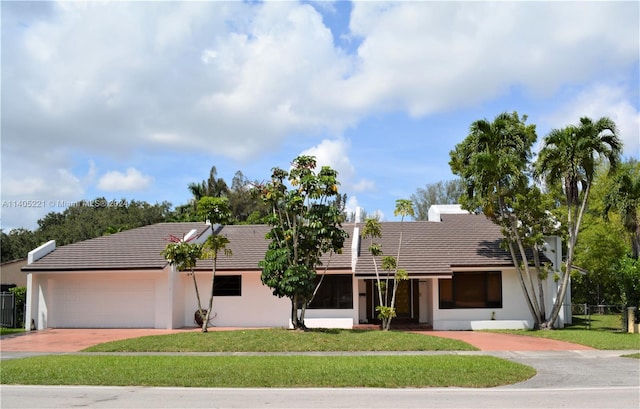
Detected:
left=227, top=171, right=269, bottom=224
left=161, top=236, right=205, bottom=329
left=180, top=168, right=269, bottom=224
left=361, top=199, right=413, bottom=331
left=1, top=199, right=171, bottom=262
left=1, top=228, right=38, bottom=262
left=8, top=287, right=26, bottom=328
left=619, top=256, right=640, bottom=307
left=197, top=196, right=232, bottom=225
left=162, top=196, right=232, bottom=332
left=256, top=155, right=348, bottom=330
left=536, top=116, right=622, bottom=327
left=573, top=213, right=628, bottom=305
left=450, top=112, right=550, bottom=328
left=603, top=160, right=640, bottom=259
left=411, top=179, right=465, bottom=220
left=571, top=162, right=633, bottom=306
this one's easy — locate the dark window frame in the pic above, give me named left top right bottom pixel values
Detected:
left=438, top=271, right=502, bottom=309
left=307, top=274, right=353, bottom=310
left=213, top=275, right=241, bottom=296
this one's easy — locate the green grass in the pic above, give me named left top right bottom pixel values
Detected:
left=494, top=319, right=640, bottom=350
left=84, top=328, right=477, bottom=352
left=0, top=328, right=24, bottom=336
left=0, top=355, right=534, bottom=388
left=622, top=353, right=640, bottom=359
left=571, top=314, right=624, bottom=331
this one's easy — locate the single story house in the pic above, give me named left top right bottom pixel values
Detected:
left=22, top=205, right=570, bottom=331
left=1, top=258, right=28, bottom=292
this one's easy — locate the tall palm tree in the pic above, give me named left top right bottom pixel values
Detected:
left=450, top=112, right=545, bottom=327
left=536, top=116, right=622, bottom=328
left=188, top=166, right=230, bottom=212
left=603, top=161, right=640, bottom=259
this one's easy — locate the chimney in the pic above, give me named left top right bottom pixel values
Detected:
left=28, top=240, right=56, bottom=264
left=427, top=204, right=469, bottom=222
left=354, top=207, right=362, bottom=223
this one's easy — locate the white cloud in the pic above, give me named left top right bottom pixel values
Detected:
left=542, top=83, right=640, bottom=158
left=1, top=0, right=637, bottom=229
left=301, top=138, right=354, bottom=179
left=4, top=1, right=636, bottom=162
left=97, top=168, right=153, bottom=192
left=352, top=179, right=375, bottom=192
left=300, top=138, right=376, bottom=194
left=347, top=1, right=638, bottom=116
left=344, top=195, right=360, bottom=217
left=1, top=166, right=84, bottom=230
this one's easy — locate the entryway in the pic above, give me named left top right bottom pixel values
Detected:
left=363, top=279, right=427, bottom=324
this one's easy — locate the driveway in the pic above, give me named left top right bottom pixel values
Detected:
left=1, top=327, right=593, bottom=355
left=425, top=330, right=595, bottom=350
left=0, top=328, right=196, bottom=353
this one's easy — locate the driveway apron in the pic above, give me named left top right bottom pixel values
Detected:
left=0, top=329, right=195, bottom=353
left=424, top=330, right=595, bottom=351
left=1, top=328, right=594, bottom=353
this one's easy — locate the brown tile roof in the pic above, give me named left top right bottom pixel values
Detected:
left=22, top=222, right=211, bottom=271
left=354, top=214, right=515, bottom=277
left=195, top=224, right=354, bottom=271
left=21, top=216, right=525, bottom=275
left=22, top=222, right=354, bottom=273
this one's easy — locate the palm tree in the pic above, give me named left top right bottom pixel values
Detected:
left=450, top=112, right=546, bottom=327
left=603, top=161, right=640, bottom=259
left=188, top=166, right=230, bottom=212
left=536, top=116, right=622, bottom=328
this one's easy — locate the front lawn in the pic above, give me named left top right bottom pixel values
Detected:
left=0, top=355, right=534, bottom=388
left=0, top=328, right=24, bottom=336
left=84, top=328, right=477, bottom=352
left=495, top=326, right=640, bottom=350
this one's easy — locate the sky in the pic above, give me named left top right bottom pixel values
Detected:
left=2, top=0, right=639, bottom=231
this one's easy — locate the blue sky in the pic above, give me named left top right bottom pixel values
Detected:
left=2, top=1, right=639, bottom=231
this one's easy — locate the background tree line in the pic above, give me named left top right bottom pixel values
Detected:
left=0, top=165, right=331, bottom=263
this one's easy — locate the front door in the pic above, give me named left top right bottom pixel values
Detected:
left=366, top=279, right=417, bottom=322
left=394, top=280, right=411, bottom=318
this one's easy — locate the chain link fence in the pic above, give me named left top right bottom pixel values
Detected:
left=571, top=303, right=628, bottom=331
left=1, top=292, right=17, bottom=328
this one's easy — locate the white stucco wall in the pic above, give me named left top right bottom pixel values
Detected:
left=182, top=271, right=357, bottom=328
left=432, top=268, right=535, bottom=330
left=542, top=235, right=571, bottom=328
left=182, top=272, right=291, bottom=328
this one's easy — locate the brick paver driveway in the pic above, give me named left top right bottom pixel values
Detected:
left=0, top=328, right=593, bottom=353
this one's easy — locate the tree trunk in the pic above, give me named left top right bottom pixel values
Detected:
left=506, top=238, right=541, bottom=328
left=290, top=297, right=298, bottom=329
left=203, top=257, right=217, bottom=333
left=544, top=184, right=590, bottom=328
left=632, top=222, right=640, bottom=260
left=532, top=248, right=547, bottom=321
left=190, top=270, right=206, bottom=332
left=299, top=301, right=308, bottom=331
left=512, top=221, right=542, bottom=324
left=385, top=278, right=399, bottom=331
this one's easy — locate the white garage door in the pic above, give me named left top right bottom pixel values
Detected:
left=49, top=277, right=156, bottom=328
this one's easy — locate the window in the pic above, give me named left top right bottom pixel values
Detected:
left=213, top=275, right=241, bottom=296
left=308, top=274, right=353, bottom=309
left=438, top=271, right=502, bottom=309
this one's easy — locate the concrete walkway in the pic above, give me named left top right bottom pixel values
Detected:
left=1, top=327, right=593, bottom=354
